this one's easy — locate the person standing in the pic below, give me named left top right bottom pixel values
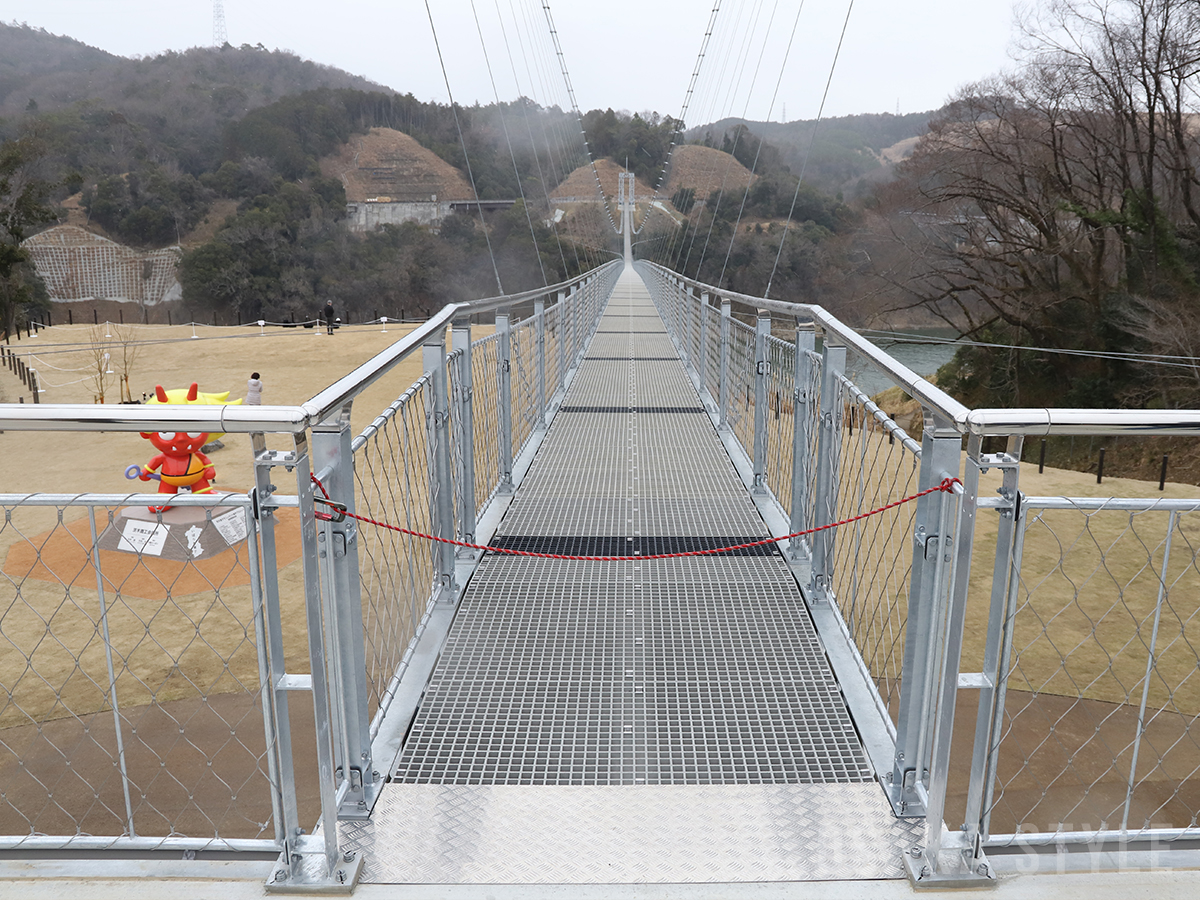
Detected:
left=246, top=372, right=263, bottom=406
left=322, top=300, right=336, bottom=334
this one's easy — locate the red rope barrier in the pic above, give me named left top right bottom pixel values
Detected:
left=311, top=474, right=962, bottom=562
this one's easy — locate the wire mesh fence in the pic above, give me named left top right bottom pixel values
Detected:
left=763, top=335, right=797, bottom=512
left=980, top=498, right=1200, bottom=841
left=545, top=304, right=563, bottom=397
left=703, top=304, right=721, bottom=402
left=510, top=319, right=539, bottom=459
left=829, top=376, right=923, bottom=724
left=351, top=377, right=438, bottom=731
left=0, top=495, right=279, bottom=846
left=726, top=318, right=756, bottom=454
left=470, top=334, right=503, bottom=516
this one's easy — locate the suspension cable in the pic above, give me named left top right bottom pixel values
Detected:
left=765, top=0, right=856, bottom=299
left=540, top=1, right=620, bottom=235
left=469, top=0, right=550, bottom=286
left=630, top=1, right=724, bottom=238
left=717, top=0, right=808, bottom=288
left=496, top=0, right=571, bottom=277
left=424, top=0, right=505, bottom=294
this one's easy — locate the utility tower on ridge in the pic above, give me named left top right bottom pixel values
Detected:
left=213, top=1, right=228, bottom=47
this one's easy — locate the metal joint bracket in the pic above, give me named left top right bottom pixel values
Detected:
left=265, top=848, right=365, bottom=894
left=922, top=534, right=952, bottom=562
left=902, top=843, right=996, bottom=890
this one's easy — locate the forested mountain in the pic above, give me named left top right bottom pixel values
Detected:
left=0, top=23, right=382, bottom=175
left=692, top=111, right=933, bottom=194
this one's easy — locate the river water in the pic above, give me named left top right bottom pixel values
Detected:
left=842, top=329, right=961, bottom=398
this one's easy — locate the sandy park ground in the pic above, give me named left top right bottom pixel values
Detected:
left=2, top=316, right=1199, bottom=837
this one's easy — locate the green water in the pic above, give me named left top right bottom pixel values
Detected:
left=844, top=329, right=961, bottom=399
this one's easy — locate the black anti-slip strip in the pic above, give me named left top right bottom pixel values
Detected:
left=487, top=535, right=779, bottom=557
left=559, top=405, right=705, bottom=414
left=582, top=356, right=680, bottom=362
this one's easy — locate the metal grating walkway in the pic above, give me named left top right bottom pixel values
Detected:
left=345, top=266, right=920, bottom=884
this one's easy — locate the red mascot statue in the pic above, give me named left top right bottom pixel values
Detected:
left=134, top=383, right=218, bottom=512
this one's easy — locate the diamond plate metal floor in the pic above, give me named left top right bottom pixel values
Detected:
left=349, top=265, right=915, bottom=884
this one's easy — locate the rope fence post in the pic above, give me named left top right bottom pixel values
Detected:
left=752, top=310, right=770, bottom=494
left=497, top=309, right=514, bottom=494
left=809, top=343, right=846, bottom=603
left=452, top=319, right=476, bottom=550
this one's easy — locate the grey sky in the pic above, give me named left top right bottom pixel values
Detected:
left=5, top=1, right=1019, bottom=121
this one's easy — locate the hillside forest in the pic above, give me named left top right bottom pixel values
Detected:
left=3, top=0, right=1200, bottom=418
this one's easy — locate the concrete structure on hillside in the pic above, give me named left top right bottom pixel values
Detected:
left=346, top=197, right=455, bottom=230
left=22, top=225, right=182, bottom=306
left=325, top=128, right=480, bottom=233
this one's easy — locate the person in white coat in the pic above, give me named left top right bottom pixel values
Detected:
left=246, top=372, right=263, bottom=405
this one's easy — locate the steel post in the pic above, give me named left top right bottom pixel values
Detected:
left=292, top=432, right=341, bottom=880
left=962, top=436, right=1023, bottom=847
left=423, top=341, right=459, bottom=597
left=452, top=321, right=477, bottom=551
left=535, top=299, right=547, bottom=429
left=570, top=285, right=581, bottom=367
left=496, top=311, right=514, bottom=494
left=808, top=344, right=846, bottom=603
left=789, top=324, right=816, bottom=562
left=718, top=299, right=731, bottom=432
left=906, top=430, right=992, bottom=887
left=684, top=285, right=695, bottom=369
left=557, top=290, right=567, bottom=391
left=752, top=311, right=770, bottom=494
left=311, top=403, right=375, bottom=819
left=890, top=413, right=963, bottom=819
left=251, top=435, right=301, bottom=859
left=697, top=292, right=709, bottom=397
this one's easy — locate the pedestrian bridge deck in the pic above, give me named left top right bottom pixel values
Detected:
left=341, top=266, right=921, bottom=884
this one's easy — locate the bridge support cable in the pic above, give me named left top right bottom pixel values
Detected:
left=423, top=0, right=505, bottom=294
left=717, top=0, right=810, bottom=288
left=629, top=1, right=724, bottom=239
left=765, top=0, right=857, bottom=299
left=493, top=0, right=572, bottom=277
left=469, top=0, right=550, bottom=287
left=539, top=1, right=620, bottom=235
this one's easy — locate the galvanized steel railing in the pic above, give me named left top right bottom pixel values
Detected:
left=637, top=259, right=1200, bottom=886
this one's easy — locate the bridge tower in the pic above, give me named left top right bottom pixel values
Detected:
left=618, top=171, right=634, bottom=265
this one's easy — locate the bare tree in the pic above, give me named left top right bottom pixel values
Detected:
left=86, top=324, right=115, bottom=404
left=873, top=0, right=1200, bottom=405
left=111, top=322, right=142, bottom=403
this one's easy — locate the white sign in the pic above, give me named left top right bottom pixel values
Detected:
left=212, top=508, right=249, bottom=546
left=185, top=525, right=204, bottom=558
left=118, top=520, right=170, bottom=557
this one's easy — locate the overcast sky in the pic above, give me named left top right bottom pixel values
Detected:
left=5, top=1, right=1020, bottom=122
